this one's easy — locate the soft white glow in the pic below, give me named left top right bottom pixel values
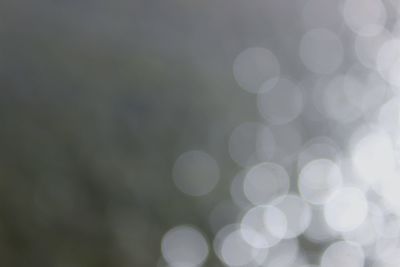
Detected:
left=161, top=225, right=209, bottom=267
left=342, top=204, right=384, bottom=246
left=216, top=227, right=259, bottom=267
left=374, top=236, right=400, bottom=265
left=352, top=130, right=396, bottom=186
left=321, top=241, right=364, bottom=267
left=324, top=187, right=368, bottom=232
left=375, top=211, right=400, bottom=239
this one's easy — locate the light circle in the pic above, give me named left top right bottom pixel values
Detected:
left=233, top=47, right=280, bottom=93
left=172, top=150, right=219, bottom=196
left=216, top=227, right=259, bottom=267
left=161, top=225, right=209, bottom=267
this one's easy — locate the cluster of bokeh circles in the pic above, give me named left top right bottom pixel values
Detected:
left=161, top=0, right=400, bottom=266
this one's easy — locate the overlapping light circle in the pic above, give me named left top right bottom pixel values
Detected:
left=233, top=47, right=280, bottom=94
left=240, top=205, right=287, bottom=248
left=243, top=162, right=290, bottom=205
left=324, top=187, right=368, bottom=232
left=299, top=159, right=343, bottom=205
left=343, top=0, right=386, bottom=37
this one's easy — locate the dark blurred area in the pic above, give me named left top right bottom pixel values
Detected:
left=0, top=1, right=272, bottom=266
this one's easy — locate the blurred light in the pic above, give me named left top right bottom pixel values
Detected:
left=274, top=194, right=312, bottom=239
left=299, top=159, right=343, bottom=205
left=352, top=130, right=395, bottom=186
left=321, top=241, right=364, bottom=267
left=345, top=65, right=388, bottom=113
left=321, top=75, right=362, bottom=123
left=304, top=207, right=338, bottom=243
left=233, top=47, right=280, bottom=94
left=354, top=29, right=391, bottom=69
left=161, top=225, right=209, bottom=267
left=376, top=211, right=400, bottom=239
left=240, top=205, right=287, bottom=248
left=263, top=238, right=299, bottom=267
left=230, top=171, right=252, bottom=209
left=377, top=97, right=400, bottom=138
left=215, top=226, right=260, bottom=267
left=377, top=38, right=400, bottom=86
left=172, top=150, right=219, bottom=196
left=342, top=210, right=380, bottom=247
left=220, top=230, right=254, bottom=266
left=243, top=162, right=290, bottom=205
left=324, top=187, right=368, bottom=232
left=297, top=136, right=341, bottom=172
left=342, top=0, right=387, bottom=36
left=299, top=28, right=343, bottom=74
left=380, top=171, right=400, bottom=215
left=228, top=122, right=275, bottom=167
left=257, top=78, right=304, bottom=125
left=375, top=236, right=400, bottom=265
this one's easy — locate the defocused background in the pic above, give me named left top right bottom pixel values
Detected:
left=3, top=0, right=400, bottom=266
